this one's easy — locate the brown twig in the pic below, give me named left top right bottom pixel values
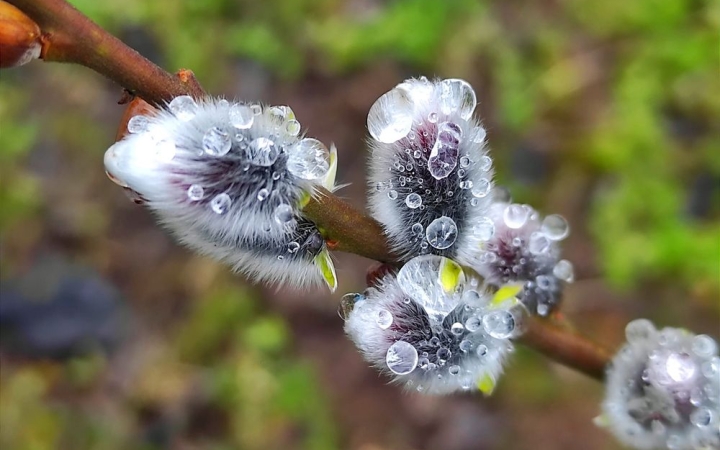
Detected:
left=8, top=0, right=613, bottom=381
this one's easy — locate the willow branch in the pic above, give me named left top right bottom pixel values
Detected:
left=9, top=0, right=613, bottom=381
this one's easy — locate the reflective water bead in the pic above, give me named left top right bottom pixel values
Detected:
left=287, top=241, right=300, bottom=253
left=471, top=178, right=491, bottom=198
left=541, top=214, right=569, bottom=241
left=388, top=190, right=398, bottom=200
left=376, top=309, right=393, bottom=329
left=691, top=335, right=717, bottom=358
left=448, top=365, right=461, bottom=375
left=413, top=150, right=422, bottom=159
left=476, top=344, right=488, bottom=357
left=274, top=203, right=295, bottom=225
left=482, top=310, right=516, bottom=339
left=285, top=119, right=301, bottom=136
left=690, top=408, right=713, bottom=427
left=367, top=87, right=414, bottom=143
left=625, top=319, right=656, bottom=344
left=428, top=122, right=461, bottom=180
left=247, top=137, right=280, bottom=166
left=339, top=293, right=364, bottom=320
left=438, top=78, right=477, bottom=119
left=460, top=156, right=471, bottom=167
left=528, top=231, right=550, bottom=254
left=169, top=95, right=197, bottom=121
left=202, top=127, right=232, bottom=156
left=472, top=217, right=495, bottom=241
left=553, top=259, right=574, bottom=282
left=250, top=104, right=262, bottom=115
left=229, top=104, right=254, bottom=129
left=411, top=223, right=423, bottom=235
left=405, top=193, right=422, bottom=209
left=257, top=188, right=269, bottom=201
left=210, top=193, right=231, bottom=214
left=459, top=180, right=473, bottom=190
left=127, top=115, right=149, bottom=134
left=425, top=216, right=458, bottom=249
left=479, top=155, right=492, bottom=171
left=386, top=341, right=419, bottom=375
left=457, top=169, right=466, bottom=178
left=503, top=204, right=529, bottom=229
left=537, top=304, right=549, bottom=316
left=187, top=184, right=204, bottom=201
left=287, top=138, right=330, bottom=180
left=459, top=340, right=473, bottom=352
left=428, top=112, right=438, bottom=123
left=436, top=347, right=452, bottom=362
left=450, top=322, right=464, bottom=335
left=473, top=126, right=487, bottom=143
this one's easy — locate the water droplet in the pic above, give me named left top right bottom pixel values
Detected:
left=210, top=193, right=231, bottom=214
left=202, top=127, right=232, bottom=156
left=457, top=169, right=466, bottom=178
left=665, top=352, right=697, bottom=383
left=368, top=87, right=414, bottom=143
left=691, top=335, right=717, bottom=358
left=536, top=275, right=552, bottom=289
left=169, top=95, right=197, bottom=121
left=285, top=119, right=301, bottom=136
left=541, top=214, right=569, bottom=241
left=451, top=322, right=465, bottom=335
left=274, top=204, right=295, bottom=225
left=471, top=178, right=491, bottom=198
left=250, top=104, right=262, bottom=115
left=287, top=138, right=330, bottom=180
left=428, top=112, right=438, bottom=123
left=438, top=78, right=477, bottom=119
left=503, top=204, right=529, bottom=228
left=537, top=304, right=549, bottom=316
left=472, top=217, right=495, bottom=241
left=459, top=340, right=474, bottom=353
left=257, top=188, right=269, bottom=201
left=459, top=156, right=471, bottom=167
left=229, top=104, right=254, bottom=129
left=376, top=309, right=393, bottom=329
left=396, top=255, right=465, bottom=322
left=482, top=310, right=517, bottom=339
left=528, top=232, right=550, bottom=254
left=127, top=115, right=149, bottom=133
left=690, top=408, right=713, bottom=427
left=187, top=184, right=204, bottom=201
left=429, top=337, right=441, bottom=347
left=411, top=223, right=423, bottom=235
left=388, top=190, right=398, bottom=200
left=338, top=293, right=364, bottom=320
left=459, top=180, right=473, bottom=189
left=479, top=155, right=492, bottom=171
left=476, top=344, right=488, bottom=357
left=247, top=137, right=280, bottom=166
left=217, top=99, right=230, bottom=109
left=287, top=241, right=300, bottom=253
left=405, top=193, right=422, bottom=209
left=436, top=347, right=452, bottom=362
left=426, top=216, right=458, bottom=249
left=413, top=150, right=422, bottom=159
left=448, top=365, right=461, bottom=375
left=625, top=319, right=656, bottom=343
left=553, top=260, right=574, bottom=282
left=386, top=341, right=418, bottom=375
left=428, top=122, right=461, bottom=180
left=473, top=127, right=487, bottom=143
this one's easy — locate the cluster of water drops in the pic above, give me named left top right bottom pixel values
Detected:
left=103, top=96, right=338, bottom=290
left=342, top=255, right=522, bottom=395
left=599, top=320, right=720, bottom=450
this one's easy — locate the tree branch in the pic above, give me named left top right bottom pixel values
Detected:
left=8, top=0, right=613, bottom=382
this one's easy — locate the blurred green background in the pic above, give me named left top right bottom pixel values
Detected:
left=0, top=0, right=718, bottom=449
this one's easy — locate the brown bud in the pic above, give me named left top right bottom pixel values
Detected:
left=0, top=1, right=42, bottom=68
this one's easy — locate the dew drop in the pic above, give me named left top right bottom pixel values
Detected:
left=503, top=204, right=529, bottom=229
left=691, top=335, right=717, bottom=358
left=471, top=217, right=495, bottom=241
left=388, top=190, right=398, bottom=200
left=553, top=260, right=575, bottom=282
left=665, top=352, right=697, bottom=383
left=436, top=347, right=452, bottom=362
left=368, top=87, right=414, bottom=143
left=386, top=341, right=418, bottom=375
left=247, top=137, right=280, bottom=166
left=438, top=78, right=477, bottom=119
left=460, top=156, right=471, bottom=167
left=187, top=184, right=204, bottom=201
left=202, top=127, right=232, bottom=156
left=448, top=365, right=461, bottom=375
left=413, top=150, right=422, bottom=159
left=473, top=127, right=487, bottom=144
left=257, top=188, right=269, bottom=201
left=287, top=241, right=300, bottom=253
left=528, top=231, right=550, bottom=254
left=287, top=138, right=330, bottom=180
left=482, top=310, right=517, bottom=339
left=459, top=180, right=473, bottom=190
left=127, top=115, right=149, bottom=134
left=459, top=340, right=473, bottom=352
left=690, top=408, right=713, bottom=427
left=229, top=104, right=254, bottom=129
left=476, top=344, right=488, bottom=357
left=471, top=178, right=491, bottom=198
left=376, top=309, right=393, bottom=329
left=428, top=122, right=461, bottom=180
left=285, top=119, right=301, bottom=136
left=405, top=193, right=422, bottom=209
left=250, top=104, right=262, bottom=115
left=451, top=322, right=465, bottom=335
left=428, top=112, right=438, bottom=123
left=338, top=293, right=364, bottom=320
left=425, top=216, right=458, bottom=249
left=210, top=193, right=231, bottom=214
left=479, top=155, right=492, bottom=171
left=274, top=204, right=295, bottom=225
left=625, top=319, right=656, bottom=343
left=169, top=95, right=197, bottom=121
left=411, top=223, right=423, bottom=235
left=541, top=214, right=569, bottom=241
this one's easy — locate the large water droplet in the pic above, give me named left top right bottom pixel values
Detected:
left=528, top=231, right=550, bottom=254
left=666, top=352, right=697, bottom=383
left=274, top=204, right=295, bottom=225
left=438, top=79, right=477, bottom=119
left=286, top=119, right=301, bottom=136
left=203, top=127, right=232, bottom=156
left=229, top=104, right=254, bottom=129
left=691, top=335, right=717, bottom=358
left=247, top=137, right=280, bottom=166
left=471, top=178, right=491, bottom=198
left=503, top=204, right=529, bottom=229
left=405, top=193, right=422, bottom=209
left=482, top=310, right=517, bottom=339
left=287, top=138, right=330, bottom=180
left=386, top=341, right=418, bottom=375
left=338, top=293, right=364, bottom=320
left=169, top=96, right=198, bottom=121
left=210, top=193, right=231, bottom=214
left=376, top=309, right=393, bottom=329
left=690, top=408, right=713, bottom=427
left=127, top=115, right=149, bottom=134
left=472, top=217, right=495, bottom=241
left=541, top=214, right=569, bottom=241
left=428, top=122, right=461, bottom=180
left=553, top=260, right=574, bottom=282
left=426, top=216, right=458, bottom=249
left=367, top=87, right=414, bottom=143
left=396, top=255, right=465, bottom=323
left=187, top=184, right=204, bottom=201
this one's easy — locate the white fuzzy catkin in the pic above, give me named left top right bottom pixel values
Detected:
left=471, top=201, right=573, bottom=316
left=104, top=96, right=338, bottom=290
left=367, top=77, right=495, bottom=265
left=342, top=255, right=521, bottom=395
left=598, top=319, right=720, bottom=450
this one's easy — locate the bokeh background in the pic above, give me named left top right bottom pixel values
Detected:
left=1, top=0, right=718, bottom=449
